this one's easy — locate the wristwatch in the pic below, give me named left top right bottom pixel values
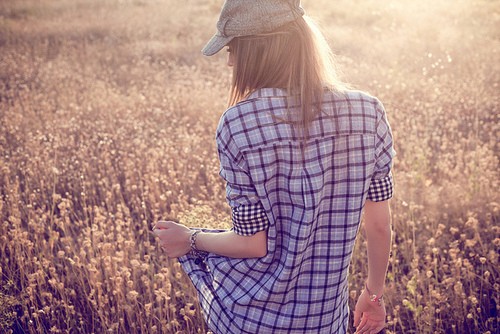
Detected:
left=365, top=283, right=384, bottom=306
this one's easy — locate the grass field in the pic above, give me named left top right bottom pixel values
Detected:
left=0, top=0, right=498, bottom=333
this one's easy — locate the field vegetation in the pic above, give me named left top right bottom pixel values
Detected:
left=0, top=0, right=498, bottom=333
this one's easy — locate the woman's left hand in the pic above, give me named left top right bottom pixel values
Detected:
left=353, top=287, right=386, bottom=334
left=153, top=221, right=192, bottom=258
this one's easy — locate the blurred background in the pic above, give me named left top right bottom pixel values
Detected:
left=0, top=0, right=498, bottom=333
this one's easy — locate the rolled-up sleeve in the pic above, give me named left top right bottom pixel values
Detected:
left=367, top=101, right=396, bottom=202
left=367, top=173, right=393, bottom=202
left=217, top=117, right=269, bottom=235
left=231, top=202, right=268, bottom=236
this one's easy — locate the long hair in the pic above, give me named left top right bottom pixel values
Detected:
left=228, top=16, right=344, bottom=140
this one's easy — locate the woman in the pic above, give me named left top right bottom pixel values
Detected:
left=153, top=1, right=395, bottom=333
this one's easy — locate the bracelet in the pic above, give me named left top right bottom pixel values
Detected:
left=190, top=230, right=202, bottom=252
left=365, top=283, right=384, bottom=306
left=189, top=230, right=208, bottom=265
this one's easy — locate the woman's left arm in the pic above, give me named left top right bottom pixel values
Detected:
left=153, top=220, right=267, bottom=259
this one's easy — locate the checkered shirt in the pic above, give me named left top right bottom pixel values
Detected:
left=179, top=88, right=395, bottom=334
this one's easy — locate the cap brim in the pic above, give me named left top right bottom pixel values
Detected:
left=202, top=34, right=233, bottom=56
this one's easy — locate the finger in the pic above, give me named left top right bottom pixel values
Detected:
left=356, top=316, right=369, bottom=333
left=354, top=308, right=361, bottom=327
left=153, top=227, right=169, bottom=236
left=155, top=221, right=173, bottom=230
left=364, top=319, right=382, bottom=334
left=357, top=322, right=374, bottom=334
left=373, top=323, right=385, bottom=333
left=353, top=310, right=361, bottom=327
left=356, top=327, right=371, bottom=334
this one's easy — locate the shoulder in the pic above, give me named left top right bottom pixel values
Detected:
left=215, top=99, right=262, bottom=152
left=220, top=100, right=256, bottom=124
left=216, top=92, right=280, bottom=140
left=325, top=88, right=382, bottom=108
left=217, top=101, right=253, bottom=137
left=218, top=88, right=288, bottom=128
left=324, top=89, right=386, bottom=122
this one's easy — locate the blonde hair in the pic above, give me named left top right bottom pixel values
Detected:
left=228, top=16, right=344, bottom=138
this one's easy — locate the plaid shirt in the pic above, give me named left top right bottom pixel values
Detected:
left=179, top=88, right=395, bottom=334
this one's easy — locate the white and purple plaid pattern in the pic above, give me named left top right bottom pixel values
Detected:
left=179, top=88, right=395, bottom=334
left=232, top=202, right=269, bottom=236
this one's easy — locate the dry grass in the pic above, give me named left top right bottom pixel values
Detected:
left=0, top=0, right=498, bottom=333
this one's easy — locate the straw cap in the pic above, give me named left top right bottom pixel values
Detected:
left=202, top=0, right=305, bottom=56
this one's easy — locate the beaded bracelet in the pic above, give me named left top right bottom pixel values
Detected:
left=190, top=230, right=202, bottom=252
left=189, top=230, right=208, bottom=266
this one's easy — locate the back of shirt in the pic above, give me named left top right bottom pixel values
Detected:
left=180, top=88, right=395, bottom=334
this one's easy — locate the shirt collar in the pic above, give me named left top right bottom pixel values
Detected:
left=247, top=88, right=287, bottom=100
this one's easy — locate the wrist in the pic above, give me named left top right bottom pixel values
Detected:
left=190, top=230, right=202, bottom=251
left=365, top=283, right=384, bottom=306
left=189, top=230, right=208, bottom=259
left=366, top=280, right=384, bottom=295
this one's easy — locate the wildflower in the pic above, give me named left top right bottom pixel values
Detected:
left=127, top=290, right=139, bottom=301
